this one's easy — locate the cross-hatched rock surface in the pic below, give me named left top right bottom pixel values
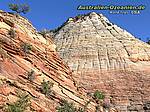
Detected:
left=54, top=12, right=150, bottom=112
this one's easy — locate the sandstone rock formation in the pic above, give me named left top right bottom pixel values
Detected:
left=54, top=12, right=150, bottom=112
left=0, top=11, right=104, bottom=112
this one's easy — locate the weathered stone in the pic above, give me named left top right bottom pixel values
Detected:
left=54, top=12, right=150, bottom=112
left=0, top=11, right=100, bottom=112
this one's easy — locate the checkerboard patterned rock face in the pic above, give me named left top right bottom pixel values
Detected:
left=54, top=12, right=150, bottom=112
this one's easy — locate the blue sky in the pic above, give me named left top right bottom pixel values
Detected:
left=0, top=0, right=150, bottom=41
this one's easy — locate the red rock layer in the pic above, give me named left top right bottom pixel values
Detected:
left=0, top=11, right=98, bottom=112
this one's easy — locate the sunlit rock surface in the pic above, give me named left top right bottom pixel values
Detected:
left=0, top=11, right=106, bottom=112
left=54, top=12, right=150, bottom=112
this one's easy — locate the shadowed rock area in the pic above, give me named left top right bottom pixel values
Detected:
left=54, top=12, right=150, bottom=112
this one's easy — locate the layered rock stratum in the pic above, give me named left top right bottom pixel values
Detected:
left=0, top=11, right=110, bottom=112
left=54, top=12, right=150, bottom=112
